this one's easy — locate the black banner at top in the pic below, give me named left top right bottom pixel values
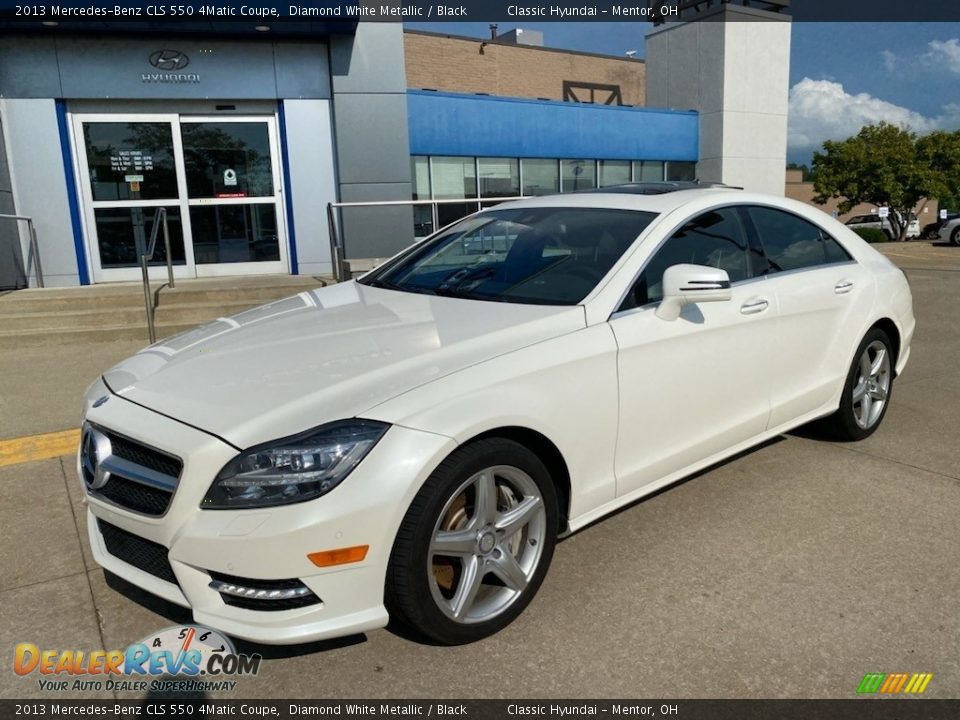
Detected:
left=1, top=0, right=960, bottom=24
left=2, top=700, right=960, bottom=720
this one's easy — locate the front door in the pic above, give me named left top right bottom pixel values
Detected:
left=610, top=207, right=775, bottom=497
left=72, top=113, right=287, bottom=283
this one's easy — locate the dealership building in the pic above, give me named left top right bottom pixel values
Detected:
left=0, top=2, right=789, bottom=289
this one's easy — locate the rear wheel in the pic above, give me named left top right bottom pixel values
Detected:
left=951, top=227, right=960, bottom=246
left=821, top=328, right=894, bottom=441
left=386, top=438, right=558, bottom=645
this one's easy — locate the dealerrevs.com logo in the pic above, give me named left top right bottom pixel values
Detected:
left=14, top=625, right=261, bottom=694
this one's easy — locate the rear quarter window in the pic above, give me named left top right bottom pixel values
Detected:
left=748, top=206, right=852, bottom=273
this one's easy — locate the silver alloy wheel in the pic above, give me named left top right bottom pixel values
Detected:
left=852, top=340, right=891, bottom=429
left=427, top=465, right=547, bottom=624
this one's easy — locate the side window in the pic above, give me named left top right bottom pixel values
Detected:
left=748, top=206, right=850, bottom=273
left=823, top=234, right=853, bottom=264
left=623, top=208, right=750, bottom=310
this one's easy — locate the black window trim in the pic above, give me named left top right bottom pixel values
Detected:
left=609, top=201, right=858, bottom=320
left=740, top=203, right=855, bottom=274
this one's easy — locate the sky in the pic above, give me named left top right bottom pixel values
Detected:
left=405, top=21, right=960, bottom=164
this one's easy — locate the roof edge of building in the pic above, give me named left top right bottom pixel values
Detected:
left=403, top=28, right=646, bottom=64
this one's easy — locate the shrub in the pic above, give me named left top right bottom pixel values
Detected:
left=852, top=227, right=890, bottom=244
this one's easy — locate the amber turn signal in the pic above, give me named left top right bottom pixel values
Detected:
left=308, top=545, right=369, bottom=568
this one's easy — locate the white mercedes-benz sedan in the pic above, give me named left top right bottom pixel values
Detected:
left=79, top=186, right=915, bottom=646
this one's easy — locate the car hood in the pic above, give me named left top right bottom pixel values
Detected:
left=103, top=281, right=585, bottom=449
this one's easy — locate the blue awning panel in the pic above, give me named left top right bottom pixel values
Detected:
left=407, top=90, right=699, bottom=161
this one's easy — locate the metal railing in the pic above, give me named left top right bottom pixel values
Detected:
left=0, top=214, right=44, bottom=288
left=326, top=196, right=531, bottom=282
left=140, top=208, right=175, bottom=344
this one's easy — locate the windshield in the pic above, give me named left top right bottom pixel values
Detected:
left=361, top=207, right=657, bottom=305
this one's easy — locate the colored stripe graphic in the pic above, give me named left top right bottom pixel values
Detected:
left=858, top=672, right=933, bottom=694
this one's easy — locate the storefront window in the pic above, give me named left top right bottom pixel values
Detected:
left=411, top=156, right=431, bottom=200
left=181, top=122, right=274, bottom=199
left=478, top=158, right=520, bottom=198
left=94, top=206, right=185, bottom=268
left=521, top=159, right=559, bottom=196
left=189, top=205, right=279, bottom=264
left=560, top=159, right=596, bottom=192
left=599, top=160, right=631, bottom=187
left=633, top=161, right=665, bottom=182
left=83, top=123, right=178, bottom=202
left=411, top=156, right=433, bottom=237
left=666, top=161, right=697, bottom=182
left=431, top=157, right=479, bottom=227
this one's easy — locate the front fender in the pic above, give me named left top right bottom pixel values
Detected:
left=362, top=325, right=620, bottom=522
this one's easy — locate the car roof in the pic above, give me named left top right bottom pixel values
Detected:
left=489, top=187, right=746, bottom=214
left=573, top=181, right=740, bottom=195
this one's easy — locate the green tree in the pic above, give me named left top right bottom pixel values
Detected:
left=811, top=123, right=960, bottom=241
left=916, top=130, right=960, bottom=209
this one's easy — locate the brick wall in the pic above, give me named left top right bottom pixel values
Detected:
left=404, top=30, right=646, bottom=106
left=785, top=171, right=938, bottom=224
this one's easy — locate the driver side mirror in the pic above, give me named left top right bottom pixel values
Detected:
left=655, top=264, right=732, bottom=321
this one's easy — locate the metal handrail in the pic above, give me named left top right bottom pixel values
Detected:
left=326, top=195, right=532, bottom=282
left=0, top=213, right=44, bottom=288
left=140, top=208, right=175, bottom=343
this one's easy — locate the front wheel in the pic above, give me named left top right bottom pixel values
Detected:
left=386, top=438, right=558, bottom=645
left=821, top=328, right=895, bottom=441
left=951, top=227, right=960, bottom=246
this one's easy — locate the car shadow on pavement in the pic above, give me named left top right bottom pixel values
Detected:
left=103, top=570, right=369, bottom=659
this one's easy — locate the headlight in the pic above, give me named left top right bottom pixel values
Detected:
left=201, top=420, right=389, bottom=509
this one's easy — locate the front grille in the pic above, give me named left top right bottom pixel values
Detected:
left=108, top=433, right=183, bottom=479
left=96, top=475, right=172, bottom=516
left=208, top=571, right=321, bottom=612
left=84, top=425, right=181, bottom=516
left=98, top=520, right=178, bottom=585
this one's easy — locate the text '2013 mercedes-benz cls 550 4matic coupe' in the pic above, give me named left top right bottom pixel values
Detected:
left=79, top=187, right=914, bottom=646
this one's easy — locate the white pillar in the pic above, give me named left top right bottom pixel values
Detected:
left=645, top=7, right=792, bottom=195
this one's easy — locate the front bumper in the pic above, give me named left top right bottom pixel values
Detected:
left=80, top=383, right=455, bottom=645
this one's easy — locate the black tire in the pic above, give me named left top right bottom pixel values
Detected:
left=821, top=328, right=895, bottom=441
left=386, top=438, right=558, bottom=645
left=952, top=227, right=960, bottom=246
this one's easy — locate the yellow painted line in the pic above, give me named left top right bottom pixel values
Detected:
left=0, top=429, right=81, bottom=468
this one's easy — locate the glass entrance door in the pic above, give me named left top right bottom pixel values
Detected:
left=72, top=113, right=287, bottom=283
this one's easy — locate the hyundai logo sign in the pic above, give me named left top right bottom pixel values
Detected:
left=143, top=49, right=200, bottom=84
left=149, top=49, right=190, bottom=71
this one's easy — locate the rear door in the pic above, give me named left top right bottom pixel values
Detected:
left=742, top=205, right=874, bottom=428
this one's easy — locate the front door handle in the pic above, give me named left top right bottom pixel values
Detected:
left=835, top=279, right=855, bottom=294
left=740, top=297, right=769, bottom=315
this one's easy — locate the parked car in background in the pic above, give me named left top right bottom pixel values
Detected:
left=79, top=185, right=915, bottom=646
left=920, top=212, right=958, bottom=240
left=845, top=212, right=920, bottom=240
left=938, top=216, right=960, bottom=245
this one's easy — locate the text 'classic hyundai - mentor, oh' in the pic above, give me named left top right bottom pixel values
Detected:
left=79, top=185, right=914, bottom=645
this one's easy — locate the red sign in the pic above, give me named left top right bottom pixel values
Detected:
left=215, top=192, right=247, bottom=199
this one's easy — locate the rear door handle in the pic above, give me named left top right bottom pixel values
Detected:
left=740, top=297, right=769, bottom=315
left=835, top=279, right=855, bottom=294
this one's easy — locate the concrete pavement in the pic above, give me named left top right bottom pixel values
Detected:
left=1, top=242, right=958, bottom=699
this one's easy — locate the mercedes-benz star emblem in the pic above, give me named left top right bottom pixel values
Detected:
left=92, top=395, right=109, bottom=408
left=149, top=49, right=190, bottom=71
left=81, top=426, right=112, bottom=491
